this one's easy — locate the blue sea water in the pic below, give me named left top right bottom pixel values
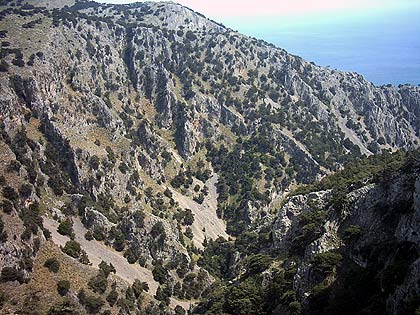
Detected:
left=221, top=9, right=420, bottom=86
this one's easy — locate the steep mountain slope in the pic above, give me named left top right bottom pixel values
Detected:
left=196, top=150, right=420, bottom=315
left=0, top=0, right=419, bottom=314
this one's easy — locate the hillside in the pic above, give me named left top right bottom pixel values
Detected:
left=0, top=0, right=419, bottom=314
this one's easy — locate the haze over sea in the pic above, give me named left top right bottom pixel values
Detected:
left=218, top=9, right=420, bottom=86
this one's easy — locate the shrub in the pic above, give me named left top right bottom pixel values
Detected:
left=164, top=187, right=172, bottom=198
left=106, top=289, right=118, bottom=306
left=61, top=203, right=75, bottom=216
left=2, top=186, right=18, bottom=201
left=124, top=246, right=139, bottom=264
left=78, top=289, right=104, bottom=314
left=1, top=200, right=13, bottom=214
left=0, top=216, right=6, bottom=242
left=152, top=263, right=169, bottom=285
left=0, top=60, right=9, bottom=72
left=193, top=193, right=204, bottom=204
left=92, top=229, right=105, bottom=241
left=118, top=162, right=128, bottom=174
left=11, top=57, right=24, bottom=67
left=20, top=201, right=43, bottom=237
left=57, top=280, right=70, bottom=296
left=89, top=155, right=100, bottom=170
left=98, top=261, right=115, bottom=278
left=343, top=225, right=361, bottom=240
left=44, top=257, right=60, bottom=273
left=312, top=251, right=343, bottom=274
left=246, top=254, right=273, bottom=275
left=151, top=222, right=165, bottom=238
left=19, top=183, right=32, bottom=197
left=174, top=305, right=186, bottom=315
left=62, top=240, right=81, bottom=258
left=185, top=30, right=197, bottom=41
left=88, top=271, right=108, bottom=294
left=183, top=209, right=194, bottom=225
left=113, top=232, right=125, bottom=252
left=84, top=296, right=105, bottom=314
left=154, top=285, right=171, bottom=305
left=85, top=231, right=93, bottom=240
left=43, top=228, right=51, bottom=239
left=79, top=250, right=90, bottom=265
left=0, top=267, right=23, bottom=283
left=132, top=279, right=148, bottom=297
left=289, top=301, right=302, bottom=314
left=185, top=227, right=193, bottom=239
left=57, top=218, right=73, bottom=237
left=47, top=299, right=79, bottom=315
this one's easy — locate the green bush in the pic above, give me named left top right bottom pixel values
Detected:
left=113, top=232, right=125, bottom=252
left=47, top=299, right=78, bottom=315
left=152, top=263, right=169, bottom=285
left=185, top=227, right=193, bottom=239
left=164, top=187, right=172, bottom=198
left=20, top=201, right=43, bottom=237
left=151, top=222, right=166, bottom=248
left=0, top=267, right=23, bottom=283
left=124, top=246, right=139, bottom=264
left=289, top=301, right=302, bottom=314
left=174, top=305, right=186, bottom=315
left=89, top=155, right=100, bottom=170
left=98, top=261, right=116, bottom=278
left=106, top=289, right=118, bottom=306
left=1, top=200, right=13, bottom=214
left=57, top=219, right=73, bottom=237
left=78, top=289, right=104, bottom=314
left=246, top=254, right=273, bottom=275
left=132, top=279, right=148, bottom=297
left=85, top=231, right=93, bottom=240
left=57, top=280, right=70, bottom=296
left=44, top=257, right=60, bottom=273
left=0, top=216, right=7, bottom=242
left=62, top=240, right=81, bottom=258
left=154, top=285, right=171, bottom=305
left=88, top=271, right=108, bottom=294
left=343, top=225, right=361, bottom=240
left=0, top=60, right=9, bottom=72
left=79, top=250, right=90, bottom=265
left=2, top=186, right=18, bottom=201
left=185, top=30, right=197, bottom=41
left=18, top=183, right=32, bottom=198
left=193, top=193, right=204, bottom=204
left=183, top=209, right=194, bottom=225
left=198, top=237, right=233, bottom=279
left=312, top=251, right=343, bottom=274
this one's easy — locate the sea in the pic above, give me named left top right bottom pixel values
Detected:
left=221, top=9, right=420, bottom=86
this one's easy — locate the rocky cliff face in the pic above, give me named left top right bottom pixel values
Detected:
left=0, top=0, right=419, bottom=314
left=271, top=161, right=420, bottom=314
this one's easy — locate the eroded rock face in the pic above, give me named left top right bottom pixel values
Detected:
left=272, top=169, right=420, bottom=314
left=272, top=191, right=329, bottom=252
